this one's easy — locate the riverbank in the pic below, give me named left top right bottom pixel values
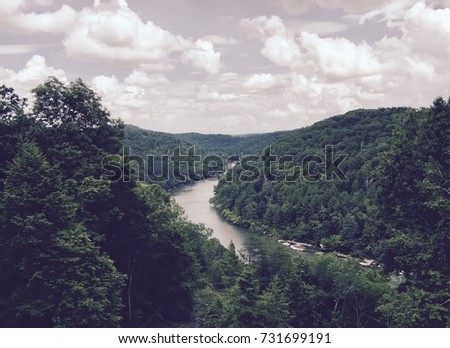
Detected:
left=278, top=239, right=377, bottom=267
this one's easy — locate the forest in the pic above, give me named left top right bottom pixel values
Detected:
left=123, top=124, right=286, bottom=190
left=0, top=77, right=448, bottom=328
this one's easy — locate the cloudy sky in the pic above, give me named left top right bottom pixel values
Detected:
left=1, top=0, right=450, bottom=134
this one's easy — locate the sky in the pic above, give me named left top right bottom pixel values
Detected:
left=1, top=0, right=450, bottom=134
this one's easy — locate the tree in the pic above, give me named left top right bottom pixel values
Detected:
left=375, top=98, right=450, bottom=326
left=0, top=85, right=29, bottom=185
left=31, top=77, right=124, bottom=179
left=286, top=257, right=317, bottom=327
left=223, top=268, right=260, bottom=327
left=0, top=143, right=124, bottom=327
left=257, top=277, right=291, bottom=327
left=0, top=85, right=27, bottom=124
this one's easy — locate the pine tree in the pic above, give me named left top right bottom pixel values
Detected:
left=0, top=143, right=124, bottom=327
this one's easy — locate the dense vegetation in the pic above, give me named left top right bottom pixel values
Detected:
left=175, top=131, right=288, bottom=158
left=0, top=78, right=448, bottom=327
left=0, top=79, right=227, bottom=327
left=123, top=125, right=287, bottom=190
left=213, top=101, right=450, bottom=327
left=213, top=108, right=406, bottom=256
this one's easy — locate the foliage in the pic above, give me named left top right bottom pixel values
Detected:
left=1, top=78, right=448, bottom=328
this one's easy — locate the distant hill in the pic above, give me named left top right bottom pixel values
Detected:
left=123, top=124, right=289, bottom=189
left=175, top=131, right=288, bottom=158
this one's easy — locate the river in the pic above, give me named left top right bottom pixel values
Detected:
left=171, top=179, right=377, bottom=265
left=172, top=179, right=247, bottom=251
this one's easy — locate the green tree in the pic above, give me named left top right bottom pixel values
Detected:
left=286, top=257, right=317, bottom=327
left=257, top=277, right=291, bottom=327
left=223, top=268, right=260, bottom=327
left=31, top=77, right=124, bottom=180
left=0, top=143, right=124, bottom=327
left=376, top=98, right=450, bottom=327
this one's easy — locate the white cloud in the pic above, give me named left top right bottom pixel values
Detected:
left=401, top=2, right=450, bottom=57
left=0, top=55, right=67, bottom=97
left=0, top=0, right=25, bottom=16
left=182, top=39, right=222, bottom=75
left=0, top=1, right=77, bottom=33
left=34, top=0, right=53, bottom=6
left=315, top=0, right=393, bottom=13
left=242, top=15, right=382, bottom=79
left=275, top=0, right=413, bottom=19
left=91, top=71, right=188, bottom=129
left=241, top=16, right=301, bottom=67
left=2, top=1, right=450, bottom=135
left=291, top=21, right=349, bottom=35
left=274, top=0, right=449, bottom=27
left=237, top=1, right=450, bottom=132
left=347, top=0, right=424, bottom=26
left=64, top=1, right=189, bottom=67
left=123, top=70, right=169, bottom=87
left=0, top=44, right=44, bottom=55
left=298, top=32, right=383, bottom=79
left=63, top=1, right=222, bottom=74
left=202, top=35, right=238, bottom=45
left=241, top=15, right=290, bottom=39
left=243, top=73, right=288, bottom=89
left=195, top=84, right=241, bottom=101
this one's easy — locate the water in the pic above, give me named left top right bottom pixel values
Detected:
left=172, top=179, right=247, bottom=251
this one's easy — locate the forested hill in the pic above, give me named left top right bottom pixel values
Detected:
left=213, top=100, right=450, bottom=327
left=175, top=131, right=288, bottom=158
left=0, top=78, right=245, bottom=328
left=124, top=125, right=194, bottom=156
left=213, top=107, right=408, bottom=256
left=124, top=124, right=288, bottom=159
left=123, top=125, right=289, bottom=190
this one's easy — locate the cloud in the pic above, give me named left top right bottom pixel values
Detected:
left=182, top=39, right=222, bottom=74
left=2, top=1, right=450, bottom=135
left=241, top=16, right=301, bottom=67
left=63, top=0, right=222, bottom=74
left=401, top=2, right=450, bottom=58
left=243, top=73, right=288, bottom=90
left=202, top=35, right=238, bottom=45
left=0, top=0, right=24, bottom=16
left=0, top=55, right=67, bottom=97
left=64, top=1, right=188, bottom=67
left=0, top=44, right=47, bottom=55
left=0, top=1, right=77, bottom=33
left=291, top=21, right=349, bottom=35
left=238, top=1, right=450, bottom=133
left=195, top=84, right=241, bottom=101
left=91, top=71, right=187, bottom=128
left=242, top=15, right=382, bottom=79
left=298, top=32, right=383, bottom=79
left=123, top=70, right=169, bottom=87
left=34, top=0, right=53, bottom=6
left=274, top=0, right=450, bottom=27
left=315, top=0, right=393, bottom=13
left=274, top=0, right=310, bottom=15
left=274, top=0, right=411, bottom=18
left=346, top=0, right=419, bottom=25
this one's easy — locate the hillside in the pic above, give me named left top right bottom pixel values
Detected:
left=213, top=107, right=408, bottom=257
left=175, top=131, right=288, bottom=158
left=123, top=125, right=289, bottom=189
left=213, top=101, right=450, bottom=327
